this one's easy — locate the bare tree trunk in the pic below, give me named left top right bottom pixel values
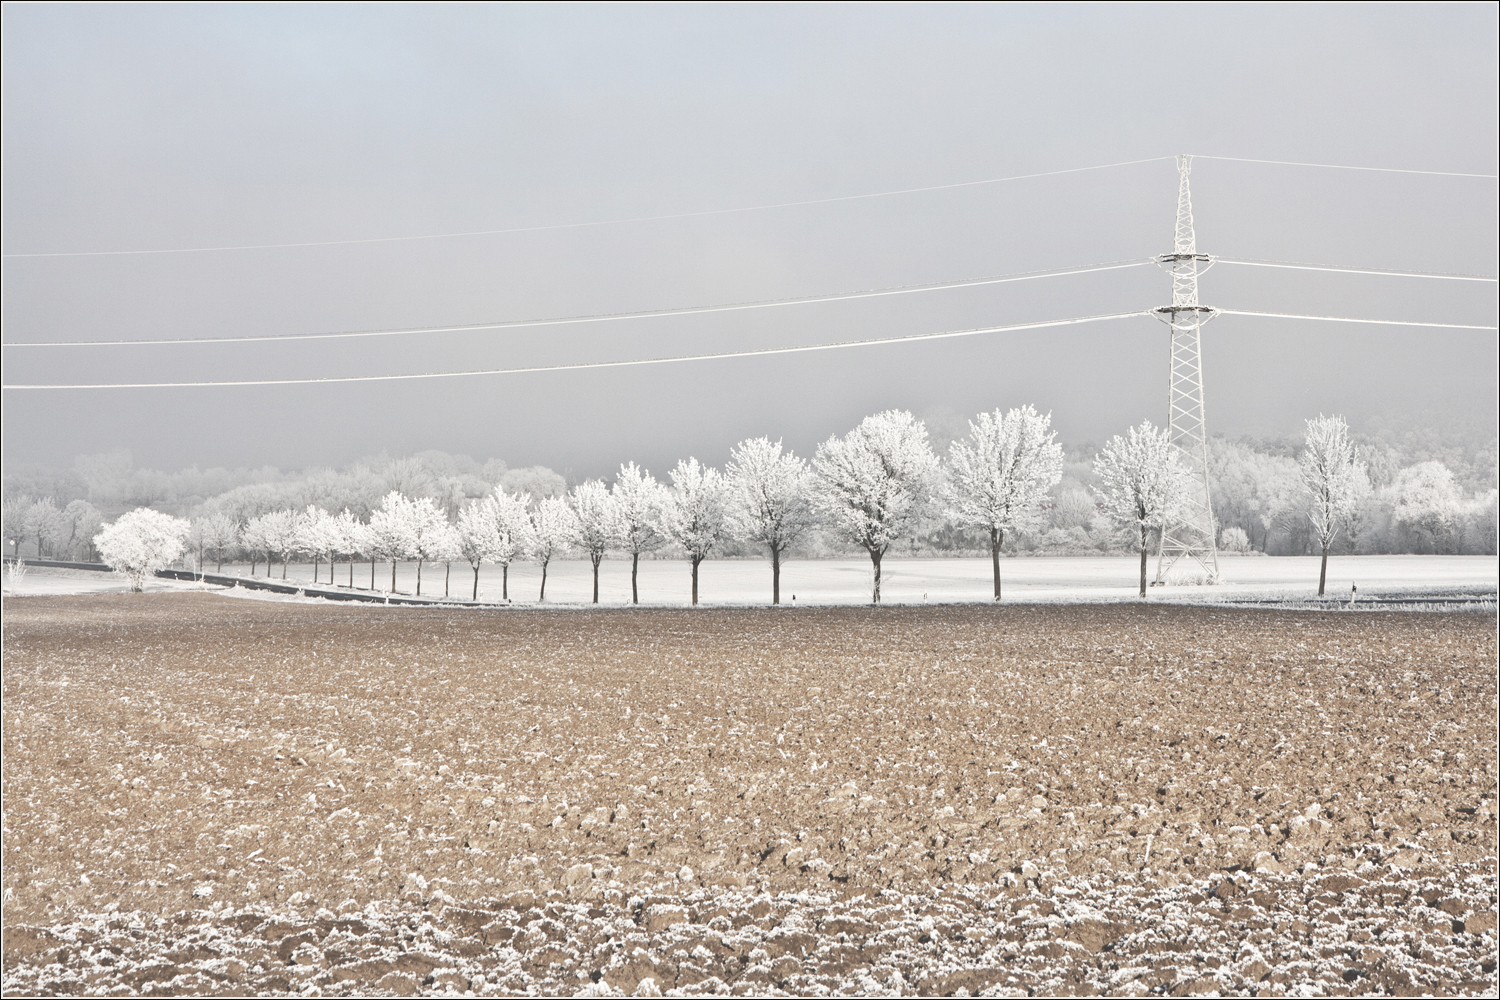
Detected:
left=539, top=559, right=549, bottom=601
left=370, top=558, right=375, bottom=590
left=281, top=556, right=288, bottom=580
left=591, top=551, right=602, bottom=603
left=312, top=555, right=319, bottom=585
left=416, top=558, right=424, bottom=596
left=472, top=564, right=480, bottom=601
left=631, top=551, right=639, bottom=604
left=870, top=547, right=883, bottom=603
left=990, top=527, right=1003, bottom=601
left=444, top=560, right=450, bottom=598
left=502, top=563, right=509, bottom=601
left=216, top=550, right=223, bottom=573
left=349, top=560, right=354, bottom=588
left=691, top=554, right=701, bottom=606
left=1138, top=526, right=1148, bottom=599
left=391, top=560, right=397, bottom=592
left=250, top=554, right=257, bottom=576
left=771, top=545, right=781, bottom=605
left=1318, top=542, right=1329, bottom=597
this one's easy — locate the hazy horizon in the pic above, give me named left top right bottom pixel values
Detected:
left=4, top=5, right=1496, bottom=477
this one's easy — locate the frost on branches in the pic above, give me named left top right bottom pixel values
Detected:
left=813, top=410, right=941, bottom=603
left=1092, top=420, right=1185, bottom=598
left=93, top=508, right=190, bottom=592
left=568, top=480, right=623, bottom=604
left=726, top=437, right=816, bottom=605
left=612, top=462, right=669, bottom=605
left=944, top=405, right=1064, bottom=601
left=660, top=457, right=729, bottom=606
left=1299, top=414, right=1369, bottom=596
left=527, top=496, right=576, bottom=602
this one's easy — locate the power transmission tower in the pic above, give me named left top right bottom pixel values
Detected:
left=1152, top=155, right=1220, bottom=583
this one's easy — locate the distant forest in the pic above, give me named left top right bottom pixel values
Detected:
left=4, top=415, right=1496, bottom=563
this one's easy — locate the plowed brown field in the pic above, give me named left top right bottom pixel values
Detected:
left=2, top=594, right=1495, bottom=996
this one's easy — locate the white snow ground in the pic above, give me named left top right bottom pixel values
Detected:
left=15, top=554, right=1494, bottom=606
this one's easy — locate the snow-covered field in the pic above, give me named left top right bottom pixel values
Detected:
left=56, top=553, right=1498, bottom=606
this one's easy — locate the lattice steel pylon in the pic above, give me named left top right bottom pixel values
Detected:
left=1152, top=154, right=1220, bottom=584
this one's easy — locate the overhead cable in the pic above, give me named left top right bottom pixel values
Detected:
left=1216, top=310, right=1497, bottom=330
left=0, top=259, right=1153, bottom=348
left=0, top=311, right=1151, bottom=389
left=0, top=157, right=1174, bottom=259
left=1192, top=154, right=1497, bottom=179
left=1216, top=259, right=1498, bottom=282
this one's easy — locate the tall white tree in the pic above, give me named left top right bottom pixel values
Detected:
left=257, top=509, right=302, bottom=580
left=569, top=479, right=622, bottom=604
left=240, top=515, right=270, bottom=576
left=298, top=505, right=341, bottom=585
left=1092, top=420, right=1186, bottom=598
left=94, top=508, right=190, bottom=592
left=812, top=409, right=941, bottom=603
left=195, top=512, right=239, bottom=573
left=1299, top=414, right=1370, bottom=595
left=485, top=487, right=530, bottom=601
left=659, top=457, right=729, bottom=606
left=406, top=496, right=449, bottom=596
left=944, top=405, right=1064, bottom=601
left=22, top=497, right=66, bottom=559
left=330, top=508, right=371, bottom=588
left=1389, top=460, right=1463, bottom=554
left=528, top=495, right=575, bottom=601
left=368, top=491, right=418, bottom=592
left=430, top=520, right=462, bottom=599
left=455, top=499, right=497, bottom=601
left=612, top=462, right=669, bottom=605
left=726, top=437, right=817, bottom=605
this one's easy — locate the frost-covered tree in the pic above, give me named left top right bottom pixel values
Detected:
left=430, top=520, right=462, bottom=598
left=613, top=462, right=669, bottom=605
left=368, top=491, right=419, bottom=592
left=330, top=509, right=371, bottom=588
left=1299, top=414, right=1370, bottom=595
left=298, top=506, right=341, bottom=584
left=659, top=457, right=729, bottom=606
left=94, top=508, right=190, bottom=592
left=944, top=405, right=1064, bottom=601
left=1389, top=460, right=1463, bottom=553
left=406, top=496, right=449, bottom=596
left=455, top=500, right=497, bottom=601
left=1092, top=421, right=1186, bottom=598
left=528, top=495, right=575, bottom=601
left=569, top=479, right=621, bottom=604
left=240, top=515, right=269, bottom=576
left=254, top=509, right=302, bottom=579
left=22, top=497, right=66, bottom=558
left=484, top=488, right=530, bottom=601
left=195, top=512, right=239, bottom=573
left=813, top=409, right=941, bottom=603
left=726, top=437, right=816, bottom=605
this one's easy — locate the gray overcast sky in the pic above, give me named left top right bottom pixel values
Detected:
left=2, top=3, right=1496, bottom=477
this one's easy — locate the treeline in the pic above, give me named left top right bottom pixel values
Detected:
left=4, top=411, right=1497, bottom=574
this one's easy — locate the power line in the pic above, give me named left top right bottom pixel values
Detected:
left=0, top=156, right=1175, bottom=260
left=0, top=311, right=1151, bottom=389
left=1215, top=258, right=1498, bottom=282
left=1192, top=154, right=1498, bottom=179
left=1, top=259, right=1154, bottom=348
left=1216, top=309, right=1498, bottom=330
left=7, top=307, right=1492, bottom=390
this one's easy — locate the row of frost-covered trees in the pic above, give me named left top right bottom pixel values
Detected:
left=11, top=406, right=1490, bottom=603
